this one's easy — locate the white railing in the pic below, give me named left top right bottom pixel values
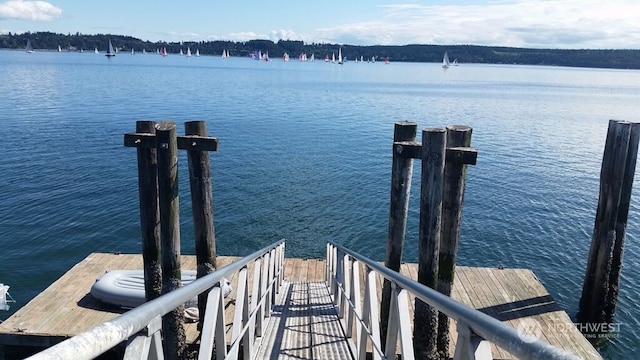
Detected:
left=27, top=239, right=285, bottom=360
left=326, top=241, right=581, bottom=360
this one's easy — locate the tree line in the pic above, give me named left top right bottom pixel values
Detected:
left=2, top=31, right=639, bottom=69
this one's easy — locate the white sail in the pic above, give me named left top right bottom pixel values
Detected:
left=105, top=40, right=116, bottom=57
left=442, top=51, right=450, bottom=68
left=1, top=283, right=15, bottom=311
left=187, top=47, right=191, bottom=57
left=196, top=49, right=200, bottom=57
left=26, top=40, right=34, bottom=53
left=338, top=47, right=343, bottom=64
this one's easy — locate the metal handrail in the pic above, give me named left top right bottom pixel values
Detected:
left=327, top=241, right=581, bottom=360
left=27, top=239, right=285, bottom=360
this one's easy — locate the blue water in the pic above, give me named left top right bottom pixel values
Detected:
left=1, top=50, right=639, bottom=358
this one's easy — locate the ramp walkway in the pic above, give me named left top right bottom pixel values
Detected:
left=0, top=240, right=600, bottom=360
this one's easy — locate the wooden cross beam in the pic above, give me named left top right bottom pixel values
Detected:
left=124, top=132, right=219, bottom=151
left=393, top=141, right=477, bottom=165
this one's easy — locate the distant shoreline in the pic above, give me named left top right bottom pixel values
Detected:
left=2, top=31, right=639, bottom=70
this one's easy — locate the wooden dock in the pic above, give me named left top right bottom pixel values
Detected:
left=0, top=253, right=601, bottom=359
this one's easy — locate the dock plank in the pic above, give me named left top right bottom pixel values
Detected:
left=256, top=281, right=352, bottom=359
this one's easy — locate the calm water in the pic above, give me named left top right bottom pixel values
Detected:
left=1, top=50, right=639, bottom=358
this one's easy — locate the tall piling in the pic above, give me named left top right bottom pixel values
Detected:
left=578, top=120, right=639, bottom=330
left=381, top=121, right=417, bottom=344
left=414, top=128, right=446, bottom=360
left=135, top=121, right=162, bottom=302
left=156, top=122, right=186, bottom=359
left=436, top=125, right=473, bottom=356
left=605, top=122, right=640, bottom=322
left=185, top=120, right=218, bottom=324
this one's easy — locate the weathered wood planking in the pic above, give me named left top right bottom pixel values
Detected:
left=351, top=263, right=600, bottom=359
left=0, top=254, right=600, bottom=359
left=256, top=281, right=352, bottom=359
left=0, top=253, right=238, bottom=356
left=392, top=264, right=601, bottom=359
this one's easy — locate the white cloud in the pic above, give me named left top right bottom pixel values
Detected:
left=311, top=0, right=640, bottom=48
left=167, top=31, right=201, bottom=40
left=0, top=0, right=62, bottom=21
left=226, top=31, right=263, bottom=42
left=269, top=29, right=303, bottom=43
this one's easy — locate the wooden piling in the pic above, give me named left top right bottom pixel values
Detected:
left=381, top=122, right=417, bottom=345
left=156, top=122, right=186, bottom=359
left=578, top=120, right=638, bottom=331
left=605, top=122, right=640, bottom=323
left=437, top=125, right=473, bottom=357
left=414, top=128, right=446, bottom=360
left=135, top=121, right=162, bottom=302
left=184, top=121, right=217, bottom=325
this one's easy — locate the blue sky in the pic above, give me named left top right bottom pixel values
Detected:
left=1, top=0, right=639, bottom=49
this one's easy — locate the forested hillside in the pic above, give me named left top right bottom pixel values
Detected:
left=2, top=31, right=639, bottom=69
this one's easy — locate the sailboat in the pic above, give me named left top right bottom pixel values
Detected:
left=282, top=52, right=289, bottom=61
left=331, top=52, right=335, bottom=63
left=105, top=40, right=116, bottom=57
left=161, top=47, right=167, bottom=57
left=442, top=51, right=450, bottom=68
left=186, top=47, right=192, bottom=57
left=179, top=49, right=184, bottom=56
left=196, top=49, right=200, bottom=57
left=25, top=39, right=34, bottom=53
left=452, top=58, right=459, bottom=66
left=57, top=45, right=62, bottom=52
left=310, top=53, right=314, bottom=62
left=131, top=48, right=135, bottom=55
left=1, top=283, right=16, bottom=311
left=384, top=57, right=390, bottom=64
left=338, top=47, right=343, bottom=64
left=142, top=49, right=146, bottom=54
left=94, top=47, right=99, bottom=54
left=222, top=49, right=228, bottom=58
